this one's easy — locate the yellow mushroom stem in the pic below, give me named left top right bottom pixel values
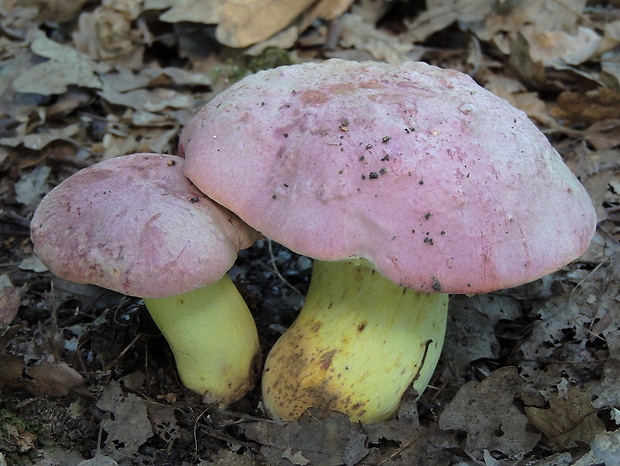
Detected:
left=144, top=274, right=260, bottom=404
left=262, top=260, right=448, bottom=423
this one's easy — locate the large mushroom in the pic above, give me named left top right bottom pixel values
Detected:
left=31, top=153, right=260, bottom=404
left=178, top=59, right=597, bottom=422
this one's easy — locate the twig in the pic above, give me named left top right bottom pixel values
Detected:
left=103, top=333, right=143, bottom=372
left=267, top=239, right=303, bottom=296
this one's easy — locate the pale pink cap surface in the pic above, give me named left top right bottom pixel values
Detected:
left=180, top=60, right=596, bottom=294
left=31, top=154, right=259, bottom=298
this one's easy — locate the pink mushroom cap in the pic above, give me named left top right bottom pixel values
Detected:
left=31, top=154, right=259, bottom=298
left=180, top=59, right=597, bottom=294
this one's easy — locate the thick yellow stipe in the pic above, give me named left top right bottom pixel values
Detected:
left=144, top=275, right=259, bottom=404
left=262, top=260, right=448, bottom=423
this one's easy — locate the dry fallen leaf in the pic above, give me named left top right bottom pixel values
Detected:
left=0, top=352, right=86, bottom=397
left=405, top=0, right=491, bottom=44
left=466, top=0, right=588, bottom=53
left=482, top=73, right=554, bottom=126
left=338, top=13, right=421, bottom=63
left=202, top=447, right=256, bottom=465
left=516, top=256, right=612, bottom=395
left=592, top=357, right=620, bottom=411
left=101, top=126, right=178, bottom=158
left=97, top=381, right=154, bottom=460
left=0, top=123, right=81, bottom=151
left=525, top=389, right=604, bottom=450
left=590, top=429, right=620, bottom=466
left=13, top=164, right=51, bottom=206
left=144, top=400, right=181, bottom=444
left=98, top=87, right=194, bottom=112
left=13, top=35, right=102, bottom=95
left=442, top=294, right=521, bottom=384
left=17, top=0, right=90, bottom=23
left=151, top=0, right=312, bottom=47
left=77, top=454, right=119, bottom=466
left=520, top=25, right=601, bottom=67
left=73, top=0, right=145, bottom=67
left=241, top=408, right=368, bottom=465
left=0, top=274, right=21, bottom=326
left=24, top=359, right=86, bottom=397
left=550, top=88, right=620, bottom=125
left=151, top=0, right=354, bottom=48
left=439, top=367, right=541, bottom=460
left=362, top=421, right=457, bottom=465
left=591, top=276, right=620, bottom=411
left=0, top=352, right=24, bottom=391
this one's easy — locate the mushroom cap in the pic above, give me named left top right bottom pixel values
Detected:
left=31, top=154, right=259, bottom=298
left=180, top=59, right=596, bottom=294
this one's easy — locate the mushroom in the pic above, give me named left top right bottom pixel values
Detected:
left=178, top=59, right=597, bottom=422
left=30, top=153, right=261, bottom=404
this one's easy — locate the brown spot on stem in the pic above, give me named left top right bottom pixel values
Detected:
left=319, top=350, right=337, bottom=371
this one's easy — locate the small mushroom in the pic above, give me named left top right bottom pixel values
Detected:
left=179, top=59, right=597, bottom=422
left=30, top=153, right=260, bottom=404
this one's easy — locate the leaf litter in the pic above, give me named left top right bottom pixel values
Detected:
left=0, top=0, right=619, bottom=464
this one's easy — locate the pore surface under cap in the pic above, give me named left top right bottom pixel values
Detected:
left=180, top=59, right=596, bottom=293
left=31, top=154, right=258, bottom=298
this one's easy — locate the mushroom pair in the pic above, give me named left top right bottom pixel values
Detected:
left=176, top=59, right=597, bottom=422
left=31, top=154, right=260, bottom=404
left=32, top=59, right=596, bottom=422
